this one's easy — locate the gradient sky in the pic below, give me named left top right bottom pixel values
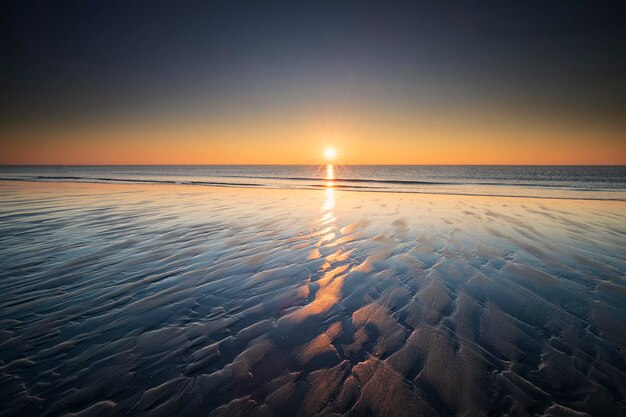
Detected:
left=1, top=0, right=625, bottom=164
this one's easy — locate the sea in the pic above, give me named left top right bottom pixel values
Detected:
left=1, top=165, right=625, bottom=200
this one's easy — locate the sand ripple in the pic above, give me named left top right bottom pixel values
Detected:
left=0, top=181, right=625, bottom=416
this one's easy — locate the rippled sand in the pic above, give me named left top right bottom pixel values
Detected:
left=1, top=181, right=625, bottom=417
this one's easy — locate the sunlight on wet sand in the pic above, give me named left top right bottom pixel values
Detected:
left=0, top=180, right=625, bottom=417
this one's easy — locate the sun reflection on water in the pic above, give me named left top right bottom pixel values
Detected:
left=323, top=164, right=335, bottom=210
left=323, top=187, right=335, bottom=212
left=326, top=163, right=334, bottom=181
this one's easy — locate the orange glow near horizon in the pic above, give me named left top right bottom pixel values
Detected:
left=1, top=108, right=625, bottom=165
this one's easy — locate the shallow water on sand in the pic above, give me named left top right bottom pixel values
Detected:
left=0, top=181, right=625, bottom=417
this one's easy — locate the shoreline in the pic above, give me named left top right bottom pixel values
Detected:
left=1, top=177, right=625, bottom=203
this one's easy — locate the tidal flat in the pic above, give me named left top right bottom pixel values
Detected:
left=0, top=181, right=625, bottom=417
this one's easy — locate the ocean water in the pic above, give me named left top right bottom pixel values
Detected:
left=1, top=165, right=625, bottom=200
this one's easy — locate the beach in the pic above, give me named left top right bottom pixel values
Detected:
left=0, top=180, right=625, bottom=417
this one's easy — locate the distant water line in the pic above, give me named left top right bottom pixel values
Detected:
left=0, top=165, right=624, bottom=201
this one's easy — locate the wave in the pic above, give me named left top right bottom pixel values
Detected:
left=218, top=174, right=611, bottom=189
left=0, top=174, right=624, bottom=201
left=23, top=174, right=449, bottom=186
left=218, top=175, right=450, bottom=185
left=10, top=173, right=623, bottom=189
left=29, top=175, right=264, bottom=187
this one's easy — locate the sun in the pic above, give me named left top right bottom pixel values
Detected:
left=324, top=147, right=337, bottom=161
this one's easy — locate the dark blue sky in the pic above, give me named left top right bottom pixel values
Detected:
left=1, top=0, right=625, bottom=163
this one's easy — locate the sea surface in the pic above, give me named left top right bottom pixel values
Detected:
left=0, top=169, right=625, bottom=417
left=1, top=165, right=625, bottom=200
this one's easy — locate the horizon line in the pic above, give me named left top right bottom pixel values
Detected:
left=1, top=163, right=625, bottom=167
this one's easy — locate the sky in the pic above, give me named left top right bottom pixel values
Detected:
left=1, top=0, right=625, bottom=165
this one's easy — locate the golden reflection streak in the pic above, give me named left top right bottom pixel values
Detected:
left=283, top=163, right=350, bottom=324
left=283, top=162, right=346, bottom=324
left=326, top=163, right=334, bottom=180
left=306, top=163, right=344, bottom=311
left=323, top=187, right=335, bottom=212
left=322, top=163, right=335, bottom=211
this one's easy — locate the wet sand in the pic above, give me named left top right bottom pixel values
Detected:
left=0, top=180, right=625, bottom=417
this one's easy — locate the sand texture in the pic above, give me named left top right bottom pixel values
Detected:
left=0, top=181, right=625, bottom=417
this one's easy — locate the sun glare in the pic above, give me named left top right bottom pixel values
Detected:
left=324, top=147, right=337, bottom=161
